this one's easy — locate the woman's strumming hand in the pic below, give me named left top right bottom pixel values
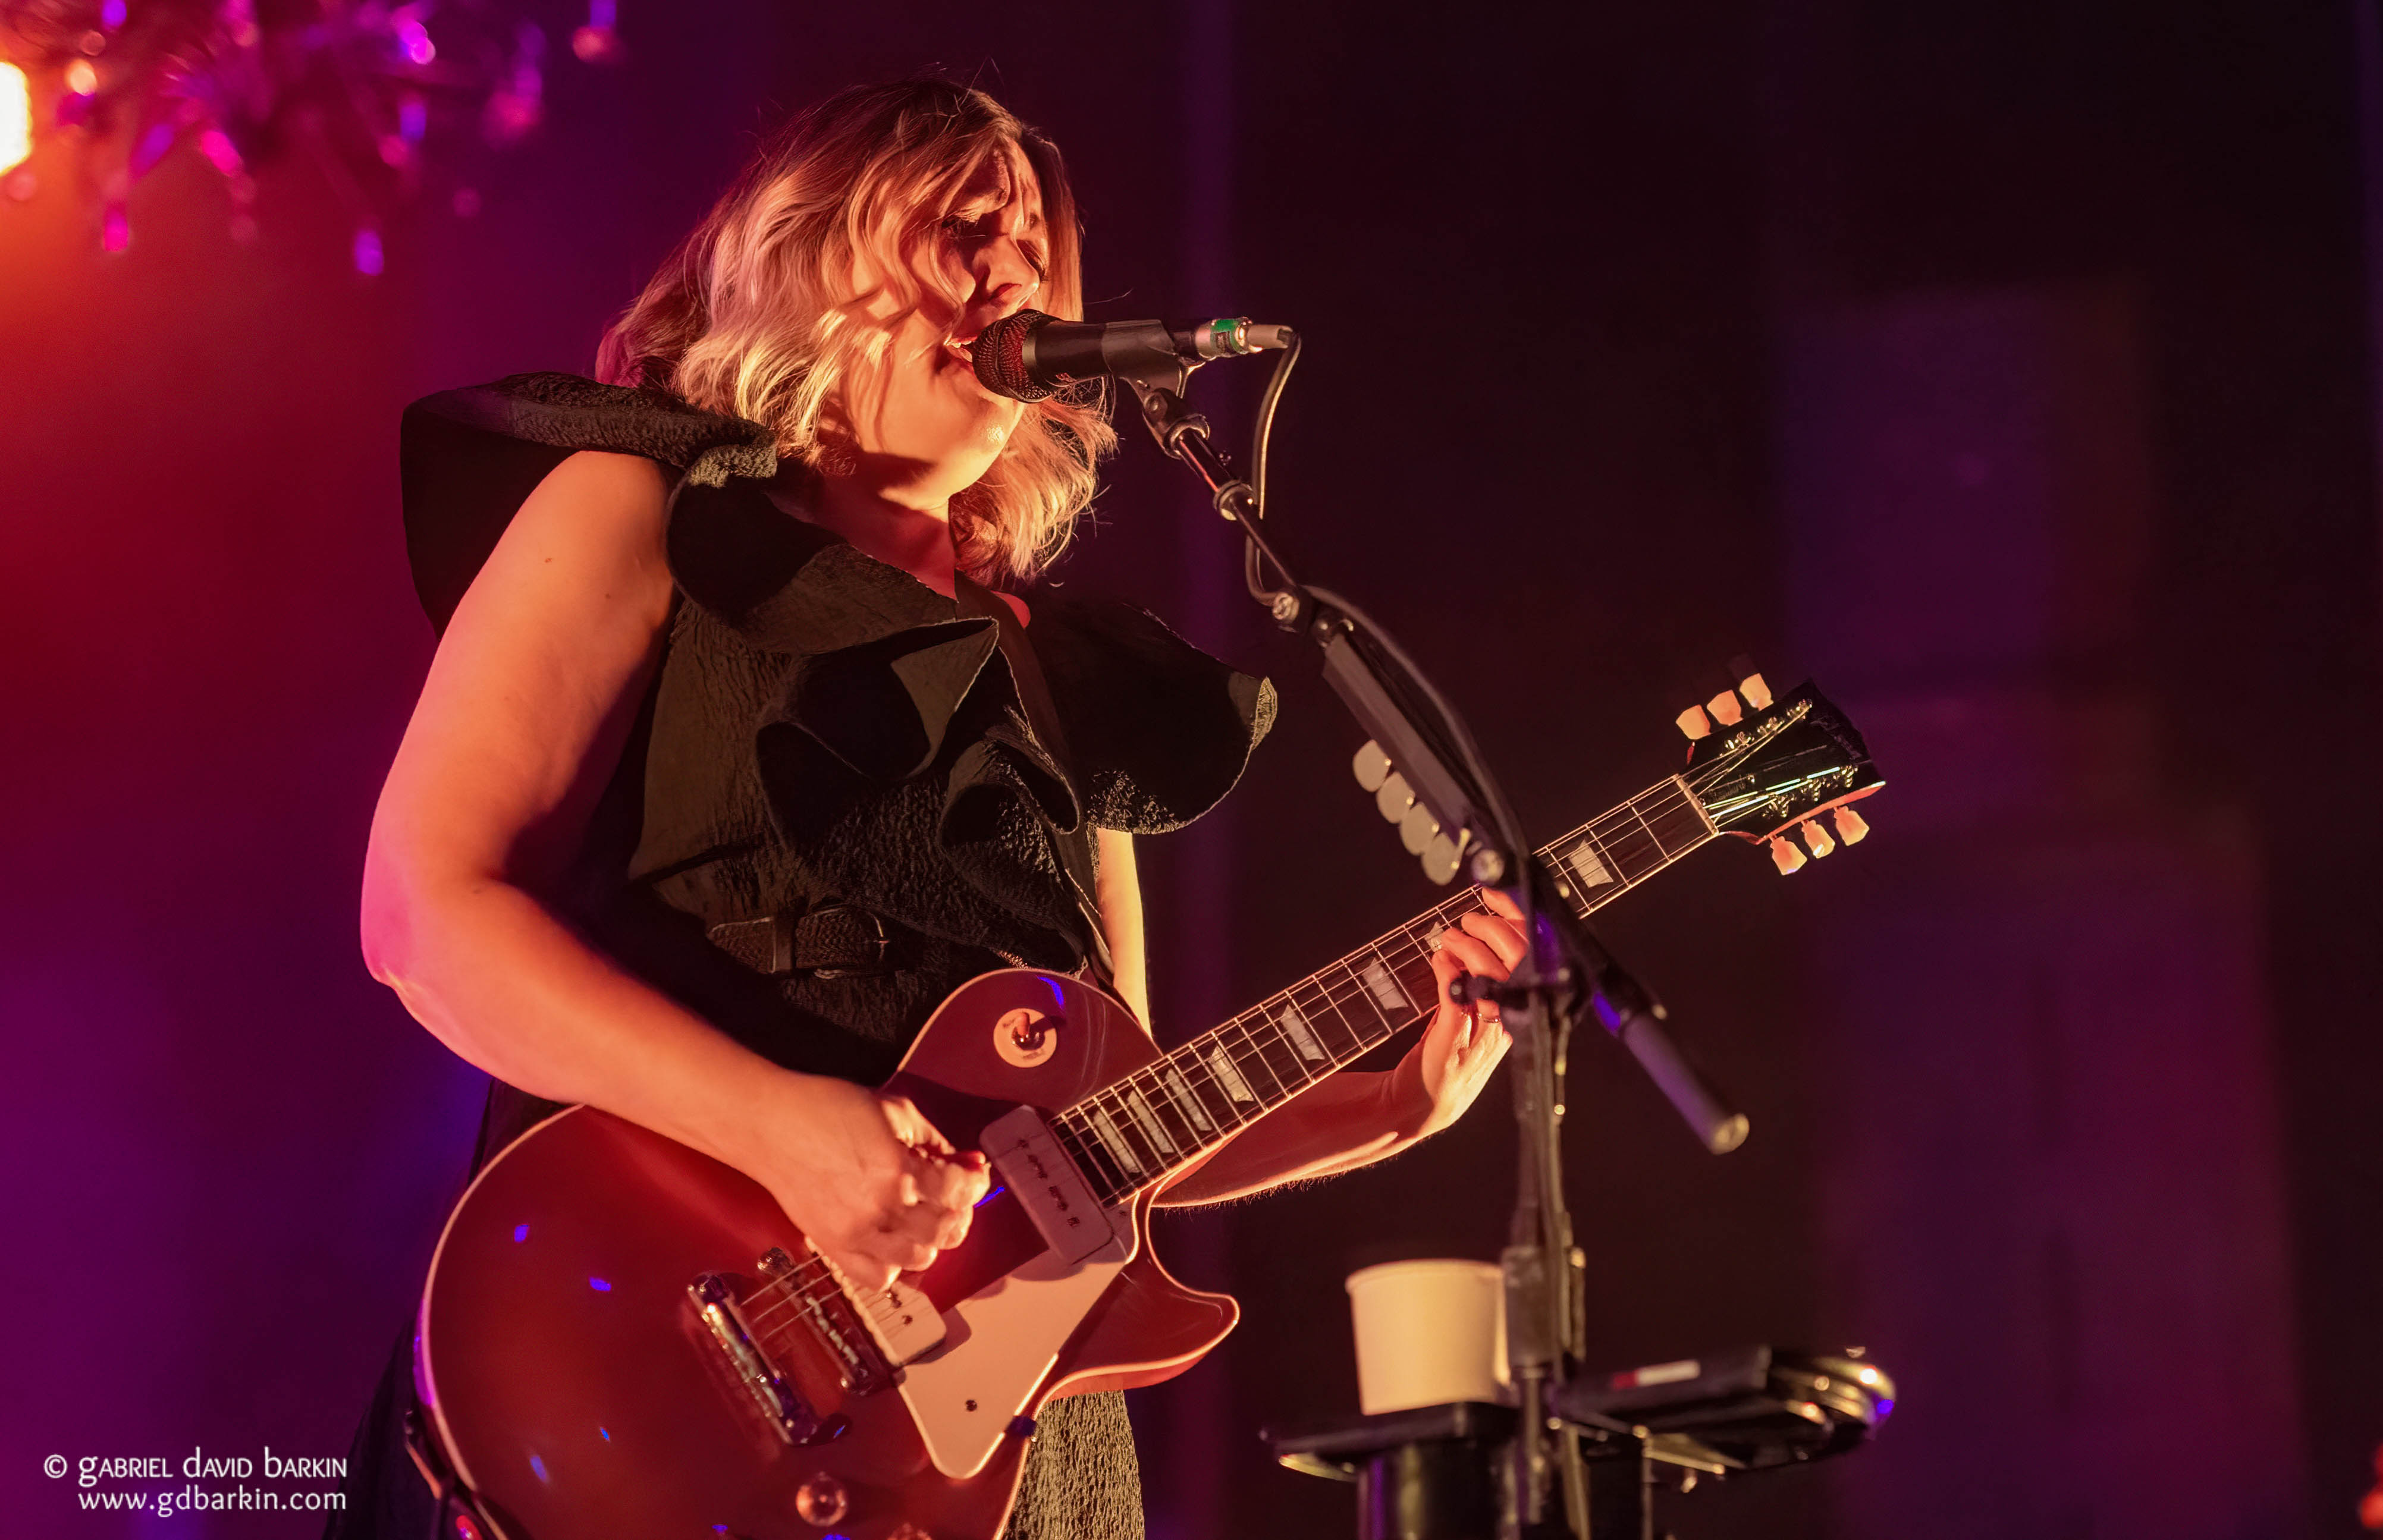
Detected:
left=743, top=1076, right=990, bottom=1290
left=1390, top=887, right=1529, bottom=1140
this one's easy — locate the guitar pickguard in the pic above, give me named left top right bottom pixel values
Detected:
left=898, top=1216, right=1134, bottom=1478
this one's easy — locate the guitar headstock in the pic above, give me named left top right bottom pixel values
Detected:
left=1677, top=667, right=1883, bottom=873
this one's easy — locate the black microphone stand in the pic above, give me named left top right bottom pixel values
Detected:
left=1123, top=359, right=1731, bottom=1540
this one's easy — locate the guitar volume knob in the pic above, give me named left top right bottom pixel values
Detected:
left=994, top=1007, right=1059, bottom=1068
left=795, top=1472, right=849, bottom=1525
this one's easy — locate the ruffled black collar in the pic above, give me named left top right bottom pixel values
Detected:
left=398, top=372, right=1275, bottom=836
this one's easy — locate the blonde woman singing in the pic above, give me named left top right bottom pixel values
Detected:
left=339, top=77, right=1524, bottom=1539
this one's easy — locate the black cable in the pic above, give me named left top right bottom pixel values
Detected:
left=1220, top=335, right=1528, bottom=872
left=1242, top=332, right=1302, bottom=605
left=1249, top=329, right=1300, bottom=516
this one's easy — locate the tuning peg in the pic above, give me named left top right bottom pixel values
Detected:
left=1376, top=771, right=1415, bottom=825
left=1768, top=837, right=1807, bottom=874
left=1706, top=690, right=1744, bottom=727
left=1352, top=739, right=1391, bottom=793
left=1738, top=671, right=1773, bottom=710
left=1800, top=819, right=1836, bottom=858
left=1831, top=805, right=1870, bottom=845
left=1401, top=802, right=1441, bottom=856
left=1675, top=705, right=1712, bottom=740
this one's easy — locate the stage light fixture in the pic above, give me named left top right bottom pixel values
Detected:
left=1, top=63, right=29, bottom=175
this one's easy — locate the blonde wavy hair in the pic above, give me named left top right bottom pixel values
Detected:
left=596, top=78, right=1114, bottom=585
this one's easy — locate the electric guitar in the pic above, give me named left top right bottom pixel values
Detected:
left=410, top=671, right=1881, bottom=1540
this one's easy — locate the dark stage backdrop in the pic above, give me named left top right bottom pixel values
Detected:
left=4, top=2, right=2378, bottom=1538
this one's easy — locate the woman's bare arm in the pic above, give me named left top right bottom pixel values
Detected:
left=1094, top=828, right=1151, bottom=1026
left=1153, top=900, right=1527, bottom=1205
left=361, top=451, right=985, bottom=1286
left=1096, top=813, right=1522, bottom=1206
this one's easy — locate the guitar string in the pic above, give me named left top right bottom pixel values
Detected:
left=734, top=751, right=1775, bottom=1325
left=745, top=1267, right=933, bottom=1355
left=751, top=747, right=1830, bottom=1310
left=740, top=897, right=1564, bottom=1332
left=736, top=804, right=1678, bottom=1332
left=729, top=744, right=1779, bottom=1334
left=1078, top=919, right=1493, bottom=1193
left=1126, top=941, right=1423, bottom=1131
left=731, top=819, right=1773, bottom=1352
left=731, top=799, right=1783, bottom=1346
left=726, top=986, right=1449, bottom=1325
left=1057, top=942, right=1431, bottom=1173
left=1073, top=788, right=1729, bottom=1196
left=1068, top=788, right=1715, bottom=1186
left=742, top=906, right=1497, bottom=1297
left=1068, top=784, right=1723, bottom=1190
left=1090, top=784, right=1711, bottom=1139
left=1095, top=945, right=1415, bottom=1138
left=740, top=941, right=1452, bottom=1342
left=742, top=1225, right=965, bottom=1335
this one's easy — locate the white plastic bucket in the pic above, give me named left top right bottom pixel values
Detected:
left=1343, top=1258, right=1510, bottom=1414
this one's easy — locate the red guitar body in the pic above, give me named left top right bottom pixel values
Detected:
left=415, top=675, right=1888, bottom=1539
left=416, top=969, right=1235, bottom=1540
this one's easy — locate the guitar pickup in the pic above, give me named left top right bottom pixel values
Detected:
left=806, top=1249, right=947, bottom=1368
left=982, top=1105, right=1123, bottom=1265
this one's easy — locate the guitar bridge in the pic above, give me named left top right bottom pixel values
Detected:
left=688, top=1271, right=847, bottom=1447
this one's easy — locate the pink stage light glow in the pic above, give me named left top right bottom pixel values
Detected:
left=1, top=63, right=27, bottom=175
left=395, top=18, right=436, bottom=67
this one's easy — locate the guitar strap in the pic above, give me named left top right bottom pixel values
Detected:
left=955, top=577, right=1117, bottom=988
left=704, top=583, right=1117, bottom=991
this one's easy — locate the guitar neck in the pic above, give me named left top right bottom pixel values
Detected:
left=1047, top=774, right=1720, bottom=1204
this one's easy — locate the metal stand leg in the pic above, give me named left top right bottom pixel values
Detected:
left=1355, top=1438, right=1503, bottom=1540
left=1585, top=1442, right=1653, bottom=1540
left=1270, top=1403, right=1517, bottom=1540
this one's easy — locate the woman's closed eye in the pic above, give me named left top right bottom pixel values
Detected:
left=941, top=211, right=1046, bottom=281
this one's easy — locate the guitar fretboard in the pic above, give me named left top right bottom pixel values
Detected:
left=1047, top=774, right=1718, bottom=1204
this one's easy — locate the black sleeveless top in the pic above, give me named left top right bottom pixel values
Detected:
left=402, top=372, right=1274, bottom=1133
left=331, top=373, right=1273, bottom=1540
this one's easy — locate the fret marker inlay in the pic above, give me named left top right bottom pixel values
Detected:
left=1088, top=1108, right=1143, bottom=1174
left=1163, top=1068, right=1214, bottom=1130
left=1122, top=1090, right=1176, bottom=1155
left=1363, top=960, right=1409, bottom=1013
left=1566, top=844, right=1614, bottom=887
left=1208, top=1044, right=1255, bottom=1103
left=1279, top=1004, right=1326, bottom=1061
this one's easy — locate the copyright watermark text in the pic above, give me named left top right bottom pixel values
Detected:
left=42, top=1447, right=347, bottom=1517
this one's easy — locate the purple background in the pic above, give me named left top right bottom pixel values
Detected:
left=3, top=2, right=2378, bottom=1536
